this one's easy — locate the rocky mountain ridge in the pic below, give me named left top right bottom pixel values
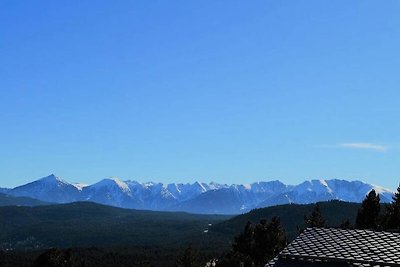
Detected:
left=5, top=174, right=394, bottom=214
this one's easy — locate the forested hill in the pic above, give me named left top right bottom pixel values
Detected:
left=0, top=200, right=383, bottom=266
left=211, top=200, right=361, bottom=240
left=0, top=193, right=50, bottom=207
left=0, top=202, right=231, bottom=250
left=0, top=200, right=365, bottom=251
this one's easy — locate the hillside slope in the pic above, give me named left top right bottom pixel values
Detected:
left=0, top=200, right=365, bottom=251
left=0, top=202, right=230, bottom=250
left=211, top=200, right=361, bottom=240
left=0, top=193, right=50, bottom=207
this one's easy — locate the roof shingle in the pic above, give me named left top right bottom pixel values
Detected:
left=265, top=228, right=400, bottom=267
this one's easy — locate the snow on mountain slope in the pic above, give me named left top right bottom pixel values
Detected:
left=9, top=174, right=80, bottom=203
left=122, top=181, right=214, bottom=210
left=127, top=181, right=179, bottom=210
left=171, top=188, right=247, bottom=214
left=72, top=183, right=88, bottom=191
left=287, top=179, right=336, bottom=203
left=257, top=179, right=394, bottom=209
left=82, top=178, right=141, bottom=208
left=3, top=175, right=395, bottom=214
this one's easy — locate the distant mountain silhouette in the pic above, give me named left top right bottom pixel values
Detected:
left=4, top=175, right=394, bottom=214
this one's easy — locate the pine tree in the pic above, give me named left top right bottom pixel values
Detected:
left=383, top=183, right=400, bottom=231
left=229, top=221, right=254, bottom=267
left=253, top=217, right=287, bottom=267
left=338, top=218, right=352, bottom=229
left=176, top=245, right=200, bottom=267
left=232, top=221, right=254, bottom=258
left=304, top=204, right=326, bottom=228
left=223, top=218, right=287, bottom=267
left=355, top=189, right=381, bottom=230
left=32, top=248, right=85, bottom=267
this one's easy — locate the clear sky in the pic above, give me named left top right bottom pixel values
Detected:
left=1, top=0, right=399, bottom=189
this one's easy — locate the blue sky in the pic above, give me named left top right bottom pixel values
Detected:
left=1, top=0, right=399, bottom=189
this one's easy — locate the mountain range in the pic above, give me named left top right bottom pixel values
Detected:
left=2, top=174, right=394, bottom=214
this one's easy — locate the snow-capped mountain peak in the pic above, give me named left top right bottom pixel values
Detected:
left=72, top=183, right=88, bottom=191
left=4, top=175, right=396, bottom=214
left=9, top=174, right=80, bottom=203
left=39, top=174, right=68, bottom=185
left=92, top=178, right=130, bottom=193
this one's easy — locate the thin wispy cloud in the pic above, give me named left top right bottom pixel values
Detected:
left=316, top=143, right=389, bottom=152
left=338, top=143, right=388, bottom=152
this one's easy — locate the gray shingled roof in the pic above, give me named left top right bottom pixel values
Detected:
left=265, top=228, right=400, bottom=267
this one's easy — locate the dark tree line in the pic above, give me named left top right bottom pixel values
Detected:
left=176, top=245, right=201, bottom=267
left=355, top=189, right=381, bottom=230
left=27, top=184, right=400, bottom=267
left=4, top=185, right=400, bottom=267
left=217, top=217, right=287, bottom=267
left=302, top=184, right=400, bottom=232
left=301, top=185, right=400, bottom=232
left=298, top=184, right=400, bottom=232
left=382, top=184, right=400, bottom=231
left=354, top=184, right=400, bottom=231
left=304, top=203, right=326, bottom=228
